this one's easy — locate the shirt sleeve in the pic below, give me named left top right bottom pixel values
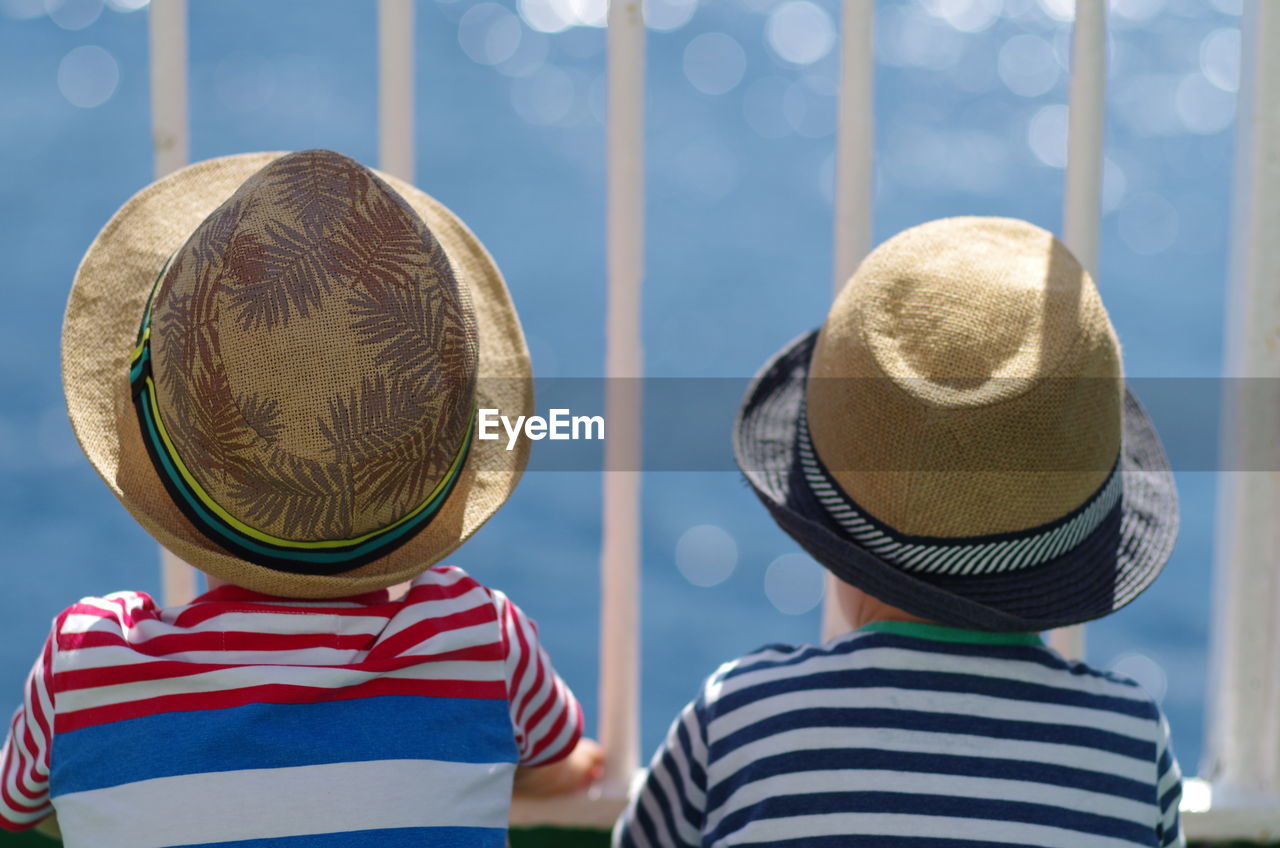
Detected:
left=491, top=589, right=583, bottom=767
left=1154, top=710, right=1184, bottom=847
left=613, top=684, right=709, bottom=848
left=0, top=621, right=57, bottom=832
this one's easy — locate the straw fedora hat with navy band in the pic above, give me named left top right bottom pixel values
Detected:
left=734, top=217, right=1178, bottom=632
left=64, top=149, right=532, bottom=599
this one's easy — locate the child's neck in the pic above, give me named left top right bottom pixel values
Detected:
left=835, top=582, right=934, bottom=631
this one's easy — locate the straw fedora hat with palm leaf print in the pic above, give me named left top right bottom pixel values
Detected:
left=63, top=150, right=532, bottom=598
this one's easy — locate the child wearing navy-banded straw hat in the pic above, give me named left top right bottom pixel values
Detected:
left=615, top=217, right=1183, bottom=848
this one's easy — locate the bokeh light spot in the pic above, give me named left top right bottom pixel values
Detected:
left=878, top=5, right=965, bottom=71
left=783, top=78, right=836, bottom=138
left=518, top=0, right=573, bottom=34
left=998, top=34, right=1059, bottom=98
left=1027, top=103, right=1068, bottom=168
left=459, top=3, right=523, bottom=66
left=1108, top=652, right=1169, bottom=703
left=57, top=45, right=119, bottom=108
left=919, top=0, right=1002, bottom=33
left=1102, top=157, right=1127, bottom=212
left=764, top=553, right=826, bottom=615
left=1176, top=72, right=1235, bottom=135
left=1111, top=0, right=1165, bottom=24
left=1036, top=0, right=1074, bottom=22
left=0, top=0, right=45, bottom=18
left=46, top=0, right=101, bottom=29
left=1200, top=28, right=1240, bottom=93
left=683, top=32, right=746, bottom=96
left=646, top=0, right=697, bottom=31
left=766, top=1, right=835, bottom=66
left=511, top=65, right=575, bottom=125
left=569, top=0, right=607, bottom=27
left=675, top=524, right=738, bottom=587
left=497, top=26, right=549, bottom=78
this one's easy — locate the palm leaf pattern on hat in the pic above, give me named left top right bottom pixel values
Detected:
left=328, top=194, right=476, bottom=517
left=238, top=392, right=283, bottom=443
left=320, top=375, right=429, bottom=465
left=347, top=283, right=475, bottom=388
left=225, top=452, right=355, bottom=540
left=155, top=196, right=262, bottom=482
left=319, top=375, right=464, bottom=515
left=153, top=196, right=243, bottom=314
left=355, top=424, right=453, bottom=518
left=154, top=291, right=199, bottom=385
left=155, top=198, right=246, bottom=377
left=258, top=150, right=367, bottom=236
left=224, top=219, right=333, bottom=331
left=166, top=353, right=259, bottom=483
left=328, top=189, right=437, bottom=299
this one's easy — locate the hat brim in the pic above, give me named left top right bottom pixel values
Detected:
left=733, top=330, right=1179, bottom=631
left=64, top=153, right=533, bottom=598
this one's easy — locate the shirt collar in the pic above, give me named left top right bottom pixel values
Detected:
left=856, top=620, right=1044, bottom=646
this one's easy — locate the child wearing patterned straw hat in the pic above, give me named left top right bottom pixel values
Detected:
left=0, top=149, right=602, bottom=846
left=616, top=217, right=1184, bottom=847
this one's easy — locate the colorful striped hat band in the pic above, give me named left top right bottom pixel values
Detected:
left=795, top=408, right=1122, bottom=577
left=128, top=259, right=474, bottom=575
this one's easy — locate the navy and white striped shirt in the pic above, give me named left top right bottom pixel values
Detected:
left=615, top=622, right=1183, bottom=847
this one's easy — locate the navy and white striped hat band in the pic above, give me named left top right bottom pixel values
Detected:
left=796, top=411, right=1123, bottom=577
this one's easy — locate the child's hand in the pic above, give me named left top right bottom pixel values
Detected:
left=512, top=737, right=605, bottom=798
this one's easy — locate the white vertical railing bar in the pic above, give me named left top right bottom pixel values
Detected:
left=821, top=0, right=874, bottom=642
left=378, top=0, right=415, bottom=183
left=599, top=0, right=645, bottom=794
left=1061, top=0, right=1106, bottom=279
left=1196, top=0, right=1280, bottom=824
left=150, top=0, right=197, bottom=607
left=150, top=0, right=188, bottom=180
left=831, top=0, right=874, bottom=295
left=1048, top=0, right=1106, bottom=662
left=378, top=0, right=417, bottom=604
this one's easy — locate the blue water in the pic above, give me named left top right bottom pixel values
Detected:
left=0, top=0, right=1239, bottom=777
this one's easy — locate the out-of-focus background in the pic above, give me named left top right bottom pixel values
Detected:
left=0, top=0, right=1239, bottom=775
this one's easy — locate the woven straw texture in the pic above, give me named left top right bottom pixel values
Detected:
left=64, top=151, right=532, bottom=598
left=734, top=216, right=1178, bottom=630
left=807, top=217, right=1123, bottom=537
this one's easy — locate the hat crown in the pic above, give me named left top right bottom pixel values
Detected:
left=855, top=217, right=1093, bottom=407
left=807, top=216, right=1123, bottom=538
left=148, top=150, right=478, bottom=542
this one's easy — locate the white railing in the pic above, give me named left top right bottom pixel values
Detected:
left=378, top=0, right=416, bottom=183
left=1045, top=0, right=1107, bottom=663
left=597, top=0, right=646, bottom=800
left=145, top=0, right=1280, bottom=839
left=1184, top=0, right=1280, bottom=842
left=150, top=0, right=201, bottom=609
left=820, top=0, right=874, bottom=643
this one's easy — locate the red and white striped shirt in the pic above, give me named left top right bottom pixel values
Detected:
left=1, top=566, right=582, bottom=846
